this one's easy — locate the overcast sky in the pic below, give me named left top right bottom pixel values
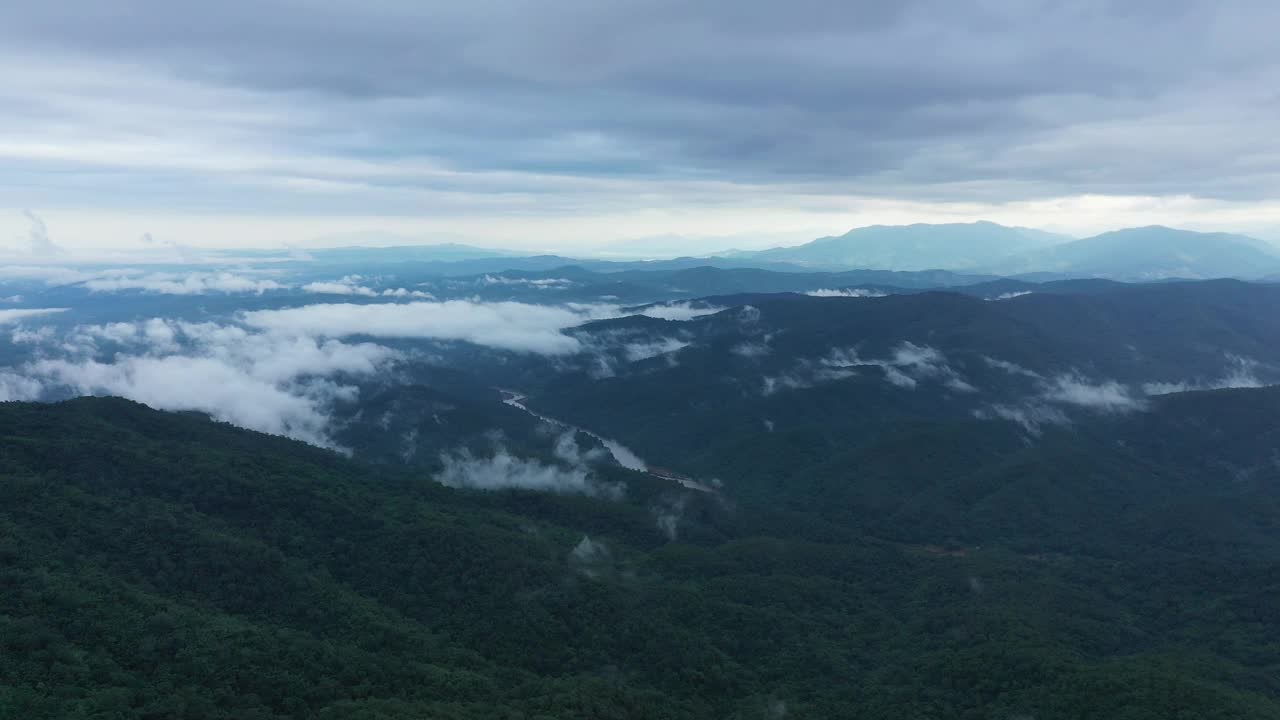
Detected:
left=3, top=0, right=1280, bottom=253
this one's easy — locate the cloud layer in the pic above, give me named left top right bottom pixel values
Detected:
left=84, top=271, right=284, bottom=294
left=9, top=1, right=1280, bottom=245
left=241, top=300, right=622, bottom=354
left=7, top=316, right=400, bottom=447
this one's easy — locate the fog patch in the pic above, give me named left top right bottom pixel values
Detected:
left=982, top=355, right=1043, bottom=379
left=805, top=288, right=886, bottom=298
left=638, top=301, right=725, bottom=321
left=437, top=432, right=623, bottom=498
left=976, top=372, right=1145, bottom=434
left=974, top=402, right=1070, bottom=435
left=653, top=495, right=690, bottom=541
left=1043, top=375, right=1142, bottom=411
left=623, top=337, right=690, bottom=362
left=820, top=342, right=977, bottom=393
left=732, top=341, right=771, bottom=358
left=1142, top=355, right=1267, bottom=395
left=568, top=535, right=613, bottom=578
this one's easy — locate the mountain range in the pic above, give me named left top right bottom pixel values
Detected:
left=728, top=223, right=1280, bottom=279
left=5, top=224, right=1280, bottom=717
left=274, top=222, right=1280, bottom=281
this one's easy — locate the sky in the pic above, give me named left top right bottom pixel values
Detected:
left=4, top=0, right=1280, bottom=254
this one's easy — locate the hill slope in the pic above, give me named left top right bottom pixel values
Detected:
left=2, top=397, right=1280, bottom=718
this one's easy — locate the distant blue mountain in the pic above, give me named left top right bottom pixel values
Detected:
left=737, top=221, right=1069, bottom=270
left=993, top=225, right=1280, bottom=279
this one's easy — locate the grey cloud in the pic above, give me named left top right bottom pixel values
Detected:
left=5, top=0, right=1278, bottom=213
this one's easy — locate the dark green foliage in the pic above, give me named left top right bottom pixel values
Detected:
left=2, top=396, right=1279, bottom=718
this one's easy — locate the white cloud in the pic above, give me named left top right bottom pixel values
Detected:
left=10, top=317, right=400, bottom=448
left=436, top=432, right=622, bottom=498
left=762, top=342, right=979, bottom=396
left=0, top=266, right=143, bottom=284
left=0, top=308, right=67, bottom=324
left=31, top=354, right=345, bottom=446
left=302, top=278, right=376, bottom=296
left=1042, top=375, right=1142, bottom=411
left=0, top=370, right=44, bottom=401
left=982, top=355, right=1043, bottom=379
left=302, top=274, right=433, bottom=298
left=84, top=271, right=285, bottom=294
left=824, top=342, right=976, bottom=393
left=478, top=275, right=573, bottom=288
left=623, top=338, right=689, bottom=362
left=987, top=291, right=1034, bottom=301
left=1141, top=355, right=1267, bottom=395
left=731, top=341, right=771, bottom=358
left=637, top=302, right=725, bottom=321
left=242, top=300, right=620, bottom=355
left=804, top=288, right=887, bottom=298
left=976, top=372, right=1146, bottom=434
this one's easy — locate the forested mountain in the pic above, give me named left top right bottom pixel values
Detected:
left=3, top=396, right=1280, bottom=719
left=5, top=268, right=1280, bottom=719
left=732, top=223, right=1280, bottom=279
left=744, top=221, right=1068, bottom=270
left=993, top=226, right=1280, bottom=279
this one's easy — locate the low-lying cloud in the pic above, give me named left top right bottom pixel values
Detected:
left=1142, top=355, right=1266, bottom=395
left=242, top=299, right=621, bottom=355
left=84, top=271, right=285, bottom=294
left=804, top=288, right=887, bottom=298
left=637, top=302, right=725, bottom=321
left=764, top=342, right=975, bottom=395
left=8, top=316, right=400, bottom=448
left=977, top=373, right=1145, bottom=434
left=437, top=431, right=622, bottom=498
left=1042, top=375, right=1141, bottom=411
left=0, top=308, right=67, bottom=324
left=302, top=274, right=432, bottom=298
left=478, top=275, right=574, bottom=288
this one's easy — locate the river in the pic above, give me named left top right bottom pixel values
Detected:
left=499, top=389, right=714, bottom=493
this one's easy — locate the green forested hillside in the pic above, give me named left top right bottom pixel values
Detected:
left=2, top=397, right=1280, bottom=718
